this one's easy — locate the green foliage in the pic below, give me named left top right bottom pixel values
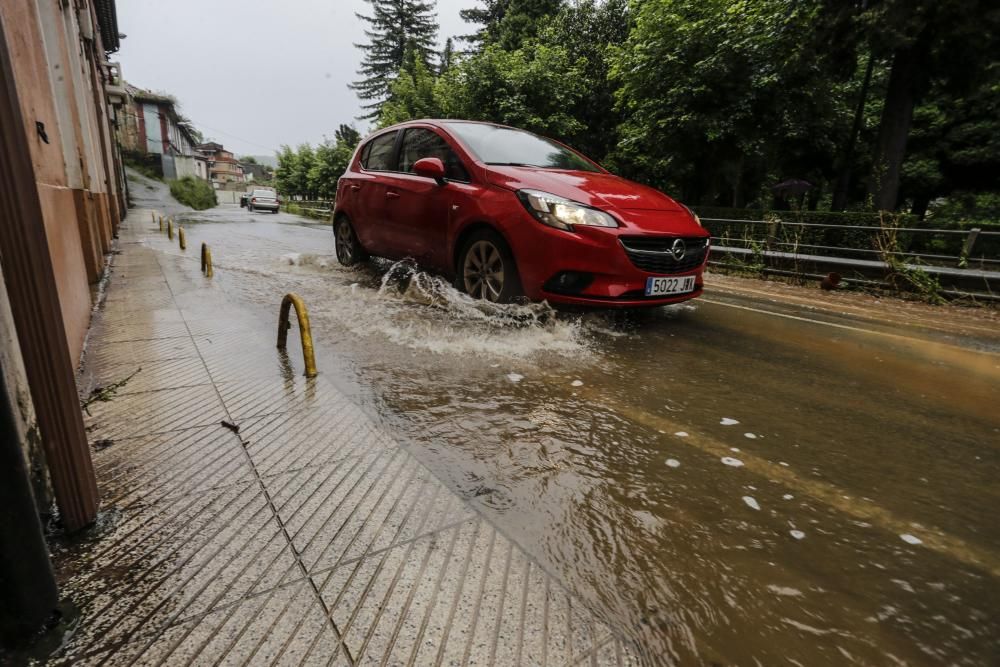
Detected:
left=436, top=43, right=587, bottom=138
left=275, top=127, right=360, bottom=198
left=353, top=0, right=438, bottom=118
left=379, top=49, right=441, bottom=127
left=460, top=0, right=563, bottom=50
left=169, top=176, right=217, bottom=210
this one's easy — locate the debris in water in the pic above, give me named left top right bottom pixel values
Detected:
left=720, top=417, right=740, bottom=426
left=900, top=533, right=923, bottom=545
left=730, top=447, right=740, bottom=452
left=221, top=420, right=240, bottom=433
left=790, top=530, right=806, bottom=540
left=665, top=458, right=681, bottom=468
left=767, top=585, right=803, bottom=597
left=92, top=439, right=114, bottom=451
left=675, top=431, right=689, bottom=437
left=779, top=461, right=790, bottom=467
left=783, top=494, right=794, bottom=500
left=721, top=456, right=744, bottom=467
left=571, top=380, right=584, bottom=387
left=744, top=432, right=758, bottom=439
left=506, top=373, right=524, bottom=383
left=742, top=496, right=760, bottom=510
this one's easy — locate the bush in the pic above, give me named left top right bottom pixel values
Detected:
left=169, top=177, right=217, bottom=211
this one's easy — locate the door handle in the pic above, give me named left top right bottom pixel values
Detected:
left=349, top=184, right=360, bottom=191
left=385, top=191, right=400, bottom=199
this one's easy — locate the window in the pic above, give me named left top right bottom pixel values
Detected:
left=399, top=128, right=470, bottom=182
left=443, top=122, right=602, bottom=173
left=360, top=131, right=397, bottom=171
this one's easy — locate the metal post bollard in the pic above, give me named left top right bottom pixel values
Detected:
left=178, top=227, right=186, bottom=250
left=167, top=219, right=173, bottom=240
left=201, top=243, right=213, bottom=277
left=159, top=215, right=163, bottom=231
left=276, top=293, right=317, bottom=378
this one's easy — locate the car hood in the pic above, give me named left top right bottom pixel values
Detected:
left=485, top=166, right=684, bottom=212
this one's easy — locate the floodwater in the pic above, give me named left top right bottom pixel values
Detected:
left=150, top=199, right=999, bottom=665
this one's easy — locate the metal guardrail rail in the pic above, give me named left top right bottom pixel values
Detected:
left=702, top=216, right=1000, bottom=299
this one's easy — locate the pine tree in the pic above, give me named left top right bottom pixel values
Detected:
left=353, top=0, right=438, bottom=119
left=440, top=37, right=455, bottom=74
left=460, top=0, right=563, bottom=50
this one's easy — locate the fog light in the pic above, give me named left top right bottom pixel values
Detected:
left=543, top=271, right=594, bottom=295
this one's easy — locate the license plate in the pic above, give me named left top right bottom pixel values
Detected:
left=645, top=275, right=695, bottom=297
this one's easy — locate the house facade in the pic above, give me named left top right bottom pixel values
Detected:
left=196, top=142, right=245, bottom=186
left=120, top=84, right=200, bottom=180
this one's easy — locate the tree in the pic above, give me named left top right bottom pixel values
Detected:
left=539, top=0, right=630, bottom=162
left=436, top=42, right=587, bottom=139
left=308, top=140, right=354, bottom=199
left=335, top=124, right=362, bottom=148
left=240, top=156, right=259, bottom=165
left=440, top=37, right=455, bottom=75
left=859, top=0, right=1000, bottom=210
left=460, top=0, right=563, bottom=50
left=379, top=47, right=441, bottom=127
left=610, top=0, right=851, bottom=206
left=353, top=0, right=439, bottom=119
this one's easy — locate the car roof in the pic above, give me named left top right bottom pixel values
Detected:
left=372, top=119, right=519, bottom=136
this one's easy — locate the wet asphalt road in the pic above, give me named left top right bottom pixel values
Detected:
left=130, top=174, right=1000, bottom=665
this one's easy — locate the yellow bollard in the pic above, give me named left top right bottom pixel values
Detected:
left=167, top=219, right=173, bottom=240
left=200, top=243, right=213, bottom=277
left=151, top=211, right=155, bottom=224
left=158, top=215, right=163, bottom=231
left=178, top=227, right=186, bottom=250
left=276, top=293, right=317, bottom=378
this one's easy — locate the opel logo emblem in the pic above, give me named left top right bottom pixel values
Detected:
left=670, top=238, right=687, bottom=261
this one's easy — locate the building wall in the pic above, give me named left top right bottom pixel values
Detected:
left=174, top=155, right=197, bottom=179
left=0, top=0, right=123, bottom=364
left=143, top=102, right=163, bottom=154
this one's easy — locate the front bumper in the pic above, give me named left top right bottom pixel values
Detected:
left=506, top=212, right=710, bottom=308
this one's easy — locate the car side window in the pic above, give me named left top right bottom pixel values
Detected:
left=361, top=131, right=398, bottom=171
left=399, top=128, right=470, bottom=182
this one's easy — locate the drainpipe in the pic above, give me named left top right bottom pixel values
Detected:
left=0, top=373, right=60, bottom=644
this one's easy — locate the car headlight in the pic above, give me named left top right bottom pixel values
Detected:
left=682, top=204, right=703, bottom=228
left=517, top=189, right=618, bottom=231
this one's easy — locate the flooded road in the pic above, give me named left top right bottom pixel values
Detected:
left=141, top=193, right=999, bottom=665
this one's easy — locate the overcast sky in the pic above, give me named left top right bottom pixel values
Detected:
left=116, top=0, right=471, bottom=158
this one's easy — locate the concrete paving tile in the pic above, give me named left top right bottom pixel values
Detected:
left=214, top=376, right=341, bottom=420
left=81, top=356, right=212, bottom=397
left=92, top=424, right=255, bottom=507
left=60, top=481, right=273, bottom=657
left=88, top=320, right=191, bottom=344
left=83, top=337, right=199, bottom=368
left=240, top=403, right=396, bottom=476
left=84, top=384, right=228, bottom=441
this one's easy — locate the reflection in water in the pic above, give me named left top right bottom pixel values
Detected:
left=160, top=220, right=1000, bottom=665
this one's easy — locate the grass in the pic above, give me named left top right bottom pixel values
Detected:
left=169, top=176, right=217, bottom=211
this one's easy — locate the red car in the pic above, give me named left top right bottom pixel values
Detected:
left=333, top=120, right=710, bottom=307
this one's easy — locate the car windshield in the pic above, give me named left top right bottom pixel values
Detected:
left=443, top=122, right=602, bottom=173
left=252, top=190, right=274, bottom=197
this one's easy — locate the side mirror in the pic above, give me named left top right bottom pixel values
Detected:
left=413, top=157, right=446, bottom=185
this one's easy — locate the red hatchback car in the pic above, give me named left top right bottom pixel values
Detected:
left=334, top=120, right=710, bottom=307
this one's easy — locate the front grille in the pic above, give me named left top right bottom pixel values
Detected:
left=619, top=236, right=709, bottom=274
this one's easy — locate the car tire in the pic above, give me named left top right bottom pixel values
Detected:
left=456, top=229, right=523, bottom=303
left=248, top=204, right=254, bottom=213
left=272, top=208, right=279, bottom=214
left=334, top=216, right=368, bottom=266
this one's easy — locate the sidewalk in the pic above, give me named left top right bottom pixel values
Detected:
left=57, top=209, right=637, bottom=666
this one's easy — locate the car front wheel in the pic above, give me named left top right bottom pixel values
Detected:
left=457, top=231, right=522, bottom=303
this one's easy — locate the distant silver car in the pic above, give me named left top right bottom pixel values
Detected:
left=248, top=189, right=280, bottom=213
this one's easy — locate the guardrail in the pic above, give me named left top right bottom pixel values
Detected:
left=281, top=199, right=334, bottom=221
left=702, top=216, right=1000, bottom=299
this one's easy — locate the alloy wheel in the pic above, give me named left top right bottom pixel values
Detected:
left=463, top=240, right=505, bottom=301
left=336, top=221, right=355, bottom=264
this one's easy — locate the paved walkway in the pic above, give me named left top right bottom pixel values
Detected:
left=58, top=209, right=637, bottom=666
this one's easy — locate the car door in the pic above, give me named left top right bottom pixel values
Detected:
left=379, top=127, right=471, bottom=270
left=350, top=130, right=399, bottom=256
